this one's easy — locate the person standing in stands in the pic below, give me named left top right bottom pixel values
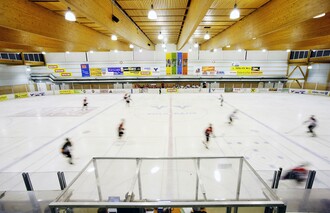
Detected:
left=82, top=97, right=88, bottom=110
left=61, top=138, right=73, bottom=164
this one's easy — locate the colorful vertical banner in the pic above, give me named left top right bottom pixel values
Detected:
left=171, top=53, right=177, bottom=75
left=177, top=52, right=182, bottom=74
left=166, top=53, right=172, bottom=75
left=183, top=53, right=188, bottom=75
left=81, top=64, right=90, bottom=77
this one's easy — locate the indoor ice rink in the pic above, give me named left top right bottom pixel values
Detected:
left=0, top=91, right=329, bottom=193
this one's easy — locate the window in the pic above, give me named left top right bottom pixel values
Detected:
left=1, top=53, right=9, bottom=59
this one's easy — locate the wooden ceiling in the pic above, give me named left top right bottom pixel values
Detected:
left=0, top=0, right=329, bottom=52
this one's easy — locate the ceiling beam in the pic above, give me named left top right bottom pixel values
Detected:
left=177, top=0, right=215, bottom=50
left=62, top=0, right=154, bottom=50
left=201, top=0, right=330, bottom=50
left=0, top=0, right=130, bottom=52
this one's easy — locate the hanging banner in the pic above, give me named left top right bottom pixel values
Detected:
left=171, top=53, right=177, bottom=75
left=166, top=53, right=172, bottom=75
left=0, top=95, right=8, bottom=101
left=81, top=64, right=90, bottom=77
left=47, top=64, right=59, bottom=70
left=90, top=68, right=102, bottom=76
left=183, top=53, right=188, bottom=75
left=177, top=52, right=182, bottom=74
left=108, top=67, right=123, bottom=75
left=60, top=72, right=72, bottom=77
left=54, top=68, right=66, bottom=73
left=231, top=66, right=263, bottom=76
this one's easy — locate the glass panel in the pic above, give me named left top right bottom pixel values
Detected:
left=1, top=53, right=8, bottom=59
left=316, top=50, right=323, bottom=57
left=0, top=172, right=26, bottom=191
left=324, top=50, right=330, bottom=56
left=0, top=191, right=59, bottom=213
left=28, top=54, right=34, bottom=61
left=52, top=157, right=284, bottom=210
left=34, top=54, right=40, bottom=61
left=9, top=54, right=16, bottom=60
left=299, top=51, right=304, bottom=58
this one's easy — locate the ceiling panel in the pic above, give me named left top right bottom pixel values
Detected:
left=0, top=0, right=328, bottom=52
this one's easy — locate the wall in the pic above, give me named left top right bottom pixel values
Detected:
left=287, top=63, right=330, bottom=89
left=31, top=44, right=288, bottom=78
left=0, top=64, right=31, bottom=86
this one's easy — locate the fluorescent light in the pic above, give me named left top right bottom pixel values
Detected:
left=41, top=51, right=46, bottom=55
left=262, top=49, right=267, bottom=52
left=111, top=35, right=117, bottom=40
left=194, top=43, right=198, bottom=48
left=66, top=51, right=70, bottom=54
left=114, top=49, right=118, bottom=53
left=230, top=3, right=240, bottom=19
left=65, top=7, right=76, bottom=22
left=252, top=37, right=256, bottom=40
left=237, top=49, right=242, bottom=52
left=89, top=50, right=94, bottom=53
left=148, top=4, right=157, bottom=19
left=158, top=32, right=163, bottom=40
left=204, top=32, right=210, bottom=40
left=226, top=45, right=231, bottom=48
left=313, top=13, right=325, bottom=19
left=214, top=48, right=217, bottom=52
left=286, top=49, right=291, bottom=52
left=308, top=65, right=312, bottom=69
left=129, top=44, right=134, bottom=48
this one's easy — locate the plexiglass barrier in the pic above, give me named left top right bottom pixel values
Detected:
left=49, top=157, right=287, bottom=212
left=0, top=171, right=79, bottom=191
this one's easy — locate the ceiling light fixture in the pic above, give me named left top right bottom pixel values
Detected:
left=158, top=32, right=163, bottom=40
left=41, top=51, right=46, bottom=55
left=114, top=49, right=118, bottom=53
left=65, top=7, right=76, bottom=22
left=286, top=49, right=291, bottom=52
left=162, top=43, right=166, bottom=48
left=111, top=35, right=117, bottom=40
left=237, top=49, right=242, bottom=52
left=204, top=32, right=210, bottom=40
left=313, top=13, right=325, bottom=19
left=230, top=2, right=240, bottom=19
left=148, top=4, right=157, bottom=20
left=90, top=50, right=94, bottom=53
left=164, top=48, right=167, bottom=52
left=66, top=51, right=70, bottom=54
left=129, top=44, right=134, bottom=48
left=194, top=43, right=198, bottom=48
left=262, top=49, right=267, bottom=52
left=213, top=48, right=217, bottom=52
left=226, top=45, right=231, bottom=48
left=252, top=37, right=256, bottom=40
